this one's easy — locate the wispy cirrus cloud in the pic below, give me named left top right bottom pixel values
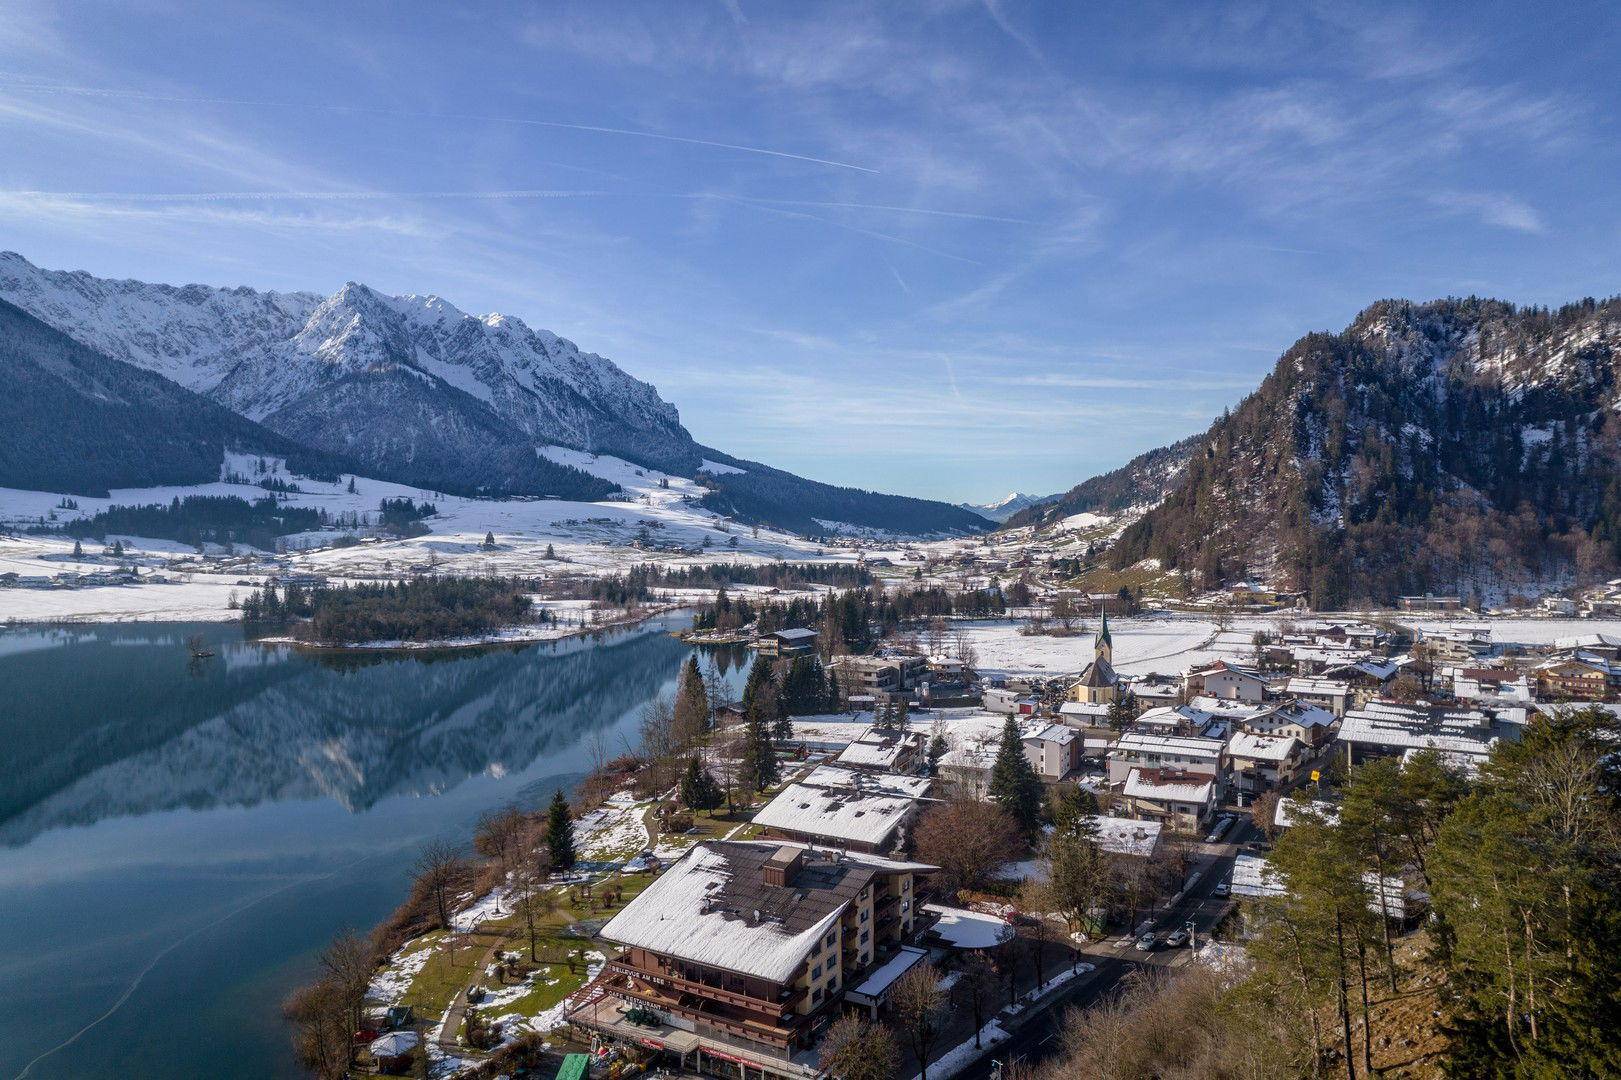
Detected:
left=1428, top=191, right=1546, bottom=234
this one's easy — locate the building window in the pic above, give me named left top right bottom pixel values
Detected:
left=859, top=929, right=869, bottom=944
left=860, top=908, right=869, bottom=922
left=811, top=963, right=821, bottom=979
left=825, top=931, right=836, bottom=948
left=812, top=987, right=823, bottom=1004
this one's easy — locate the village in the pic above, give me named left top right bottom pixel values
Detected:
left=321, top=564, right=1621, bottom=1080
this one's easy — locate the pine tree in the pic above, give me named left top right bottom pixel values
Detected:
left=545, top=543, right=555, bottom=559
left=988, top=716, right=1044, bottom=842
left=742, top=656, right=777, bottom=720
left=483, top=531, right=496, bottom=549
left=740, top=713, right=779, bottom=793
left=672, top=656, right=712, bottom=747
left=926, top=732, right=947, bottom=777
left=679, top=756, right=724, bottom=811
left=72, top=539, right=83, bottom=558
left=545, top=790, right=576, bottom=870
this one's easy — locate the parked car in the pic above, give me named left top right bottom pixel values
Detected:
left=1134, top=932, right=1158, bottom=951
left=1165, top=929, right=1190, bottom=948
left=1213, top=880, right=1230, bottom=897
left=1204, top=817, right=1233, bottom=843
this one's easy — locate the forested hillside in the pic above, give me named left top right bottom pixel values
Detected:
left=0, top=298, right=348, bottom=496
left=695, top=449, right=990, bottom=536
left=1036, top=709, right=1621, bottom=1078
left=1106, top=296, right=1621, bottom=606
left=1004, top=435, right=1201, bottom=529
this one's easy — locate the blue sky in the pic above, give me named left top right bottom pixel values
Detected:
left=2, top=2, right=1618, bottom=504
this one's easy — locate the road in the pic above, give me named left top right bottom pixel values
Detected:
left=955, top=815, right=1259, bottom=1080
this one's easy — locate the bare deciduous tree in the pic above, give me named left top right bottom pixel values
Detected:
left=414, top=839, right=468, bottom=930
left=317, top=928, right=375, bottom=1046
left=890, top=962, right=948, bottom=1080
left=914, top=798, right=1023, bottom=895
left=818, top=1015, right=899, bottom=1080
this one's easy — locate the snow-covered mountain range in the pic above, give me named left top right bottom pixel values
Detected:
left=0, top=250, right=692, bottom=474
left=960, top=492, right=1046, bottom=522
left=0, top=252, right=988, bottom=535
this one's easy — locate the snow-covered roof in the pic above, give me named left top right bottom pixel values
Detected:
left=1227, top=730, right=1301, bottom=763
left=1059, top=701, right=1112, bottom=719
left=773, top=628, right=820, bottom=641
left=1285, top=676, right=1350, bottom=697
left=847, top=945, right=929, bottom=1000
left=752, top=781, right=919, bottom=846
left=922, top=903, right=1012, bottom=949
left=599, top=841, right=934, bottom=983
left=1325, top=658, right=1403, bottom=682
left=1338, top=708, right=1495, bottom=757
left=1123, top=768, right=1213, bottom=805
left=835, top=725, right=923, bottom=769
left=1089, top=814, right=1162, bottom=857
left=1186, top=695, right=1272, bottom=722
left=1274, top=797, right=1339, bottom=829
left=1111, top=729, right=1224, bottom=760
left=1553, top=632, right=1621, bottom=651
left=598, top=843, right=843, bottom=982
left=1231, top=853, right=1418, bottom=914
left=1189, top=660, right=1263, bottom=680
left=1270, top=701, right=1336, bottom=729
left=802, top=763, right=933, bottom=799
left=1025, top=722, right=1077, bottom=746
left=1230, top=853, right=1285, bottom=898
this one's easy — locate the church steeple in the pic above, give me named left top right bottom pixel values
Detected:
left=1096, top=610, right=1113, bottom=665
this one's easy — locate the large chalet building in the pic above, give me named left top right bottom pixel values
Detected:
left=569, top=841, right=934, bottom=1078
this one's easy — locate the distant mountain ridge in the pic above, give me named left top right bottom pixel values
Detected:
left=1099, top=296, right=1621, bottom=606
left=961, top=492, right=1047, bottom=523
left=0, top=252, right=986, bottom=536
left=0, top=297, right=356, bottom=496
left=1003, top=437, right=1200, bottom=529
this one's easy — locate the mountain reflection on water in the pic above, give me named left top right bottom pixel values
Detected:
left=1, top=618, right=737, bottom=845
left=0, top=614, right=742, bottom=1080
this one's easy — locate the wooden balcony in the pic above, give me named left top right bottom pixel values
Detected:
left=608, top=960, right=792, bottom=1019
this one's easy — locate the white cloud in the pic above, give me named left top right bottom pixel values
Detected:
left=1428, top=191, right=1546, bottom=234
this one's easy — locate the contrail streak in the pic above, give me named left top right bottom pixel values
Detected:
left=0, top=189, right=607, bottom=202
left=0, top=79, right=878, bottom=173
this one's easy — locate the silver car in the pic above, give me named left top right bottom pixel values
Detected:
left=1134, top=932, right=1157, bottom=951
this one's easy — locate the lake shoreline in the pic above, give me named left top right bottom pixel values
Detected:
left=237, top=604, right=686, bottom=654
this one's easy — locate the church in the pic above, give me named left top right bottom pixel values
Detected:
left=1068, top=611, right=1121, bottom=704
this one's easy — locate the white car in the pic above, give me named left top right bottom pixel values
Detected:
left=1213, top=880, right=1231, bottom=897
left=1134, top=932, right=1158, bottom=951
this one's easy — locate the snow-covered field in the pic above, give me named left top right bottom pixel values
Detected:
left=957, top=617, right=1250, bottom=678
left=0, top=450, right=892, bottom=624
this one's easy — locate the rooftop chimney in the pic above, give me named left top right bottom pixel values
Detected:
left=763, top=845, right=804, bottom=888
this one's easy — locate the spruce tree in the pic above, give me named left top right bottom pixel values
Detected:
left=672, top=656, right=712, bottom=747
left=483, top=531, right=496, bottom=549
left=742, top=656, right=777, bottom=720
left=926, top=732, right=947, bottom=777
left=72, top=539, right=83, bottom=558
left=988, top=716, right=1044, bottom=842
left=740, top=713, right=779, bottom=793
left=679, top=756, right=724, bottom=811
left=545, top=790, right=576, bottom=870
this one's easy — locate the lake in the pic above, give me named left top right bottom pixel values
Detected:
left=0, top=613, right=743, bottom=1079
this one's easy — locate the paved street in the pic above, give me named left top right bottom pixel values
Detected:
left=953, top=816, right=1258, bottom=1079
